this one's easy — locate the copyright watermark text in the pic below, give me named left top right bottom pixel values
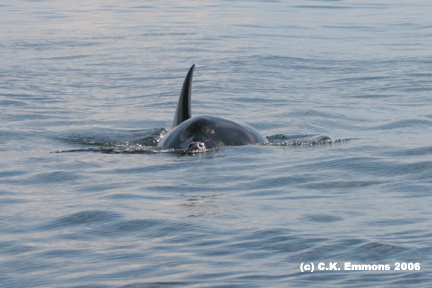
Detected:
left=300, top=262, right=421, bottom=272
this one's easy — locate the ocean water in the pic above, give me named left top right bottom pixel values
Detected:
left=1, top=0, right=432, bottom=287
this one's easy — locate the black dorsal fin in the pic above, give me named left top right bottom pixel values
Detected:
left=172, top=64, right=195, bottom=128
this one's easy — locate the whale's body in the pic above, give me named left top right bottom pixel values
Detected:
left=157, top=65, right=267, bottom=152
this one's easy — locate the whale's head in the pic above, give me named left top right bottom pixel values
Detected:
left=158, top=116, right=267, bottom=152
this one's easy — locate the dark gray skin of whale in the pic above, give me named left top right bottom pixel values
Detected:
left=157, top=65, right=268, bottom=152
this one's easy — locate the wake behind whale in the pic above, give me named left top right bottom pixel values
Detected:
left=54, top=65, right=349, bottom=154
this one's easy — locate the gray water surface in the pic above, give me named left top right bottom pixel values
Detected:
left=1, top=1, right=432, bottom=287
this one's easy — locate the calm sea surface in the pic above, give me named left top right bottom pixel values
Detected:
left=1, top=0, right=432, bottom=287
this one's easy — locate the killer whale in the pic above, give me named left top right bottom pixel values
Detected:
left=157, top=65, right=268, bottom=152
